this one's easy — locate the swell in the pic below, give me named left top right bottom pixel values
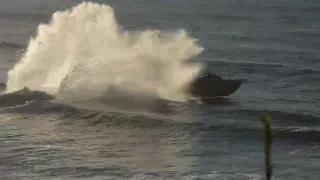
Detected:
left=1, top=85, right=318, bottom=119
left=1, top=86, right=318, bottom=123
left=0, top=99, right=179, bottom=131
left=230, top=109, right=320, bottom=126
left=1, top=96, right=319, bottom=144
left=282, top=29, right=320, bottom=39
left=0, top=12, right=50, bottom=22
left=205, top=58, right=320, bottom=80
left=280, top=68, right=320, bottom=78
left=209, top=32, right=319, bottom=53
left=207, top=44, right=319, bottom=60
left=205, top=124, right=320, bottom=144
left=199, top=12, right=257, bottom=22
left=0, top=41, right=26, bottom=50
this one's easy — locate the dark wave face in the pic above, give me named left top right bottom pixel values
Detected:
left=0, top=41, right=25, bottom=50
left=0, top=88, right=53, bottom=108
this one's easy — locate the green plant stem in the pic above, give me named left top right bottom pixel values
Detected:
left=262, top=115, right=272, bottom=180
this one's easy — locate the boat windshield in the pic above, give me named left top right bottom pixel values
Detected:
left=202, top=72, right=222, bottom=80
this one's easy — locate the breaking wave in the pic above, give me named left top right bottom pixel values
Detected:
left=5, top=2, right=204, bottom=102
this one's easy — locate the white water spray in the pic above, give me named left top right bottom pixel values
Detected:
left=5, top=2, right=204, bottom=102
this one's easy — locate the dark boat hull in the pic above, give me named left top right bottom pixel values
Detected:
left=189, top=78, right=242, bottom=98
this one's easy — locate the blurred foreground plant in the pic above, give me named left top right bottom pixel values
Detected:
left=262, top=114, right=273, bottom=180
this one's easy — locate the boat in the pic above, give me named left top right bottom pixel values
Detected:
left=188, top=72, right=243, bottom=99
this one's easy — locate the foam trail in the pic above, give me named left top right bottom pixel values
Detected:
left=5, top=2, right=204, bottom=102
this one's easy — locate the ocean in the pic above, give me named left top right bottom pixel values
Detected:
left=0, top=0, right=319, bottom=179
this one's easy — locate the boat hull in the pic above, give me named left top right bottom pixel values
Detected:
left=189, top=78, right=242, bottom=98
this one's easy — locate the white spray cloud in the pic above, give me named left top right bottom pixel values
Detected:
left=5, top=2, right=204, bottom=102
